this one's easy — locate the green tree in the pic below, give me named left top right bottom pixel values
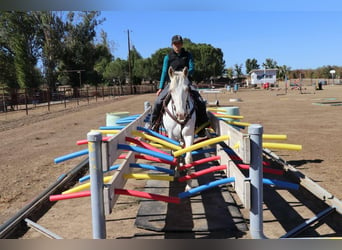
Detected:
left=150, top=48, right=170, bottom=81
left=34, top=11, right=64, bottom=90
left=103, top=58, right=128, bottom=85
left=263, top=58, right=278, bottom=69
left=0, top=12, right=41, bottom=89
left=58, top=11, right=104, bottom=87
left=234, top=64, right=243, bottom=78
left=277, top=65, right=291, bottom=80
left=245, top=58, right=259, bottom=74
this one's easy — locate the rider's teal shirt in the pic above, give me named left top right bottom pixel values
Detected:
left=158, top=52, right=194, bottom=89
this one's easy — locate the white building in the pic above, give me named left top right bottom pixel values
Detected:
left=250, top=68, right=278, bottom=86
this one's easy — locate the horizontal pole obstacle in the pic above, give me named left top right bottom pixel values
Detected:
left=132, top=131, right=182, bottom=151
left=263, top=142, right=302, bottom=151
left=76, top=136, right=111, bottom=145
left=173, top=135, right=229, bottom=157
left=129, top=163, right=175, bottom=175
left=79, top=164, right=120, bottom=183
left=179, top=155, right=221, bottom=171
left=63, top=176, right=113, bottom=194
left=90, top=129, right=121, bottom=134
left=117, top=144, right=175, bottom=162
left=134, top=154, right=178, bottom=166
left=124, top=173, right=174, bottom=181
left=263, top=178, right=299, bottom=190
left=49, top=190, right=91, bottom=201
left=236, top=164, right=284, bottom=175
left=125, top=136, right=171, bottom=156
left=50, top=189, right=180, bottom=204
left=54, top=149, right=88, bottom=164
left=114, top=188, right=180, bottom=204
left=263, top=134, right=287, bottom=140
left=212, top=113, right=244, bottom=120
left=194, top=121, right=210, bottom=135
left=191, top=148, right=217, bottom=155
left=98, top=126, right=125, bottom=130
left=178, top=165, right=227, bottom=182
left=178, top=177, right=235, bottom=199
left=136, top=126, right=180, bottom=146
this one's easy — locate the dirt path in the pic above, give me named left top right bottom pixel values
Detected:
left=1, top=85, right=341, bottom=239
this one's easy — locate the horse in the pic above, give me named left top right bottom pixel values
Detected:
left=162, top=66, right=196, bottom=191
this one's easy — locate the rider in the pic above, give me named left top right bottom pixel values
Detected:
left=151, top=35, right=209, bottom=136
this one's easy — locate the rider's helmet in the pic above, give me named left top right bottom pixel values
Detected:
left=171, top=35, right=183, bottom=44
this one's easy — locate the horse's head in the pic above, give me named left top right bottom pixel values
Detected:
left=168, top=66, right=191, bottom=122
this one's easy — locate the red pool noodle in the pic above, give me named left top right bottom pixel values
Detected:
left=126, top=136, right=171, bottom=156
left=227, top=154, right=271, bottom=166
left=136, top=154, right=178, bottom=165
left=76, top=136, right=111, bottom=145
left=114, top=189, right=180, bottom=204
left=236, top=163, right=284, bottom=175
left=49, top=189, right=180, bottom=204
left=179, top=155, right=221, bottom=171
left=49, top=190, right=91, bottom=201
left=178, top=165, right=227, bottom=182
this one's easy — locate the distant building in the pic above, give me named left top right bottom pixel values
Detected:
left=249, top=68, right=278, bottom=86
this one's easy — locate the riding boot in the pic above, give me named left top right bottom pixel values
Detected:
left=190, top=88, right=209, bottom=136
left=151, top=86, right=169, bottom=130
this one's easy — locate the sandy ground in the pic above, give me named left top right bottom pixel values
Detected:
left=1, top=84, right=341, bottom=239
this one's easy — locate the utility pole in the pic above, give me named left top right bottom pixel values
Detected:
left=127, top=29, right=133, bottom=94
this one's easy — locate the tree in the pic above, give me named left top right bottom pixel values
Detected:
left=34, top=11, right=64, bottom=90
left=245, top=58, right=259, bottom=74
left=58, top=11, right=104, bottom=87
left=277, top=65, right=291, bottom=80
left=103, top=58, right=128, bottom=85
left=234, top=64, right=243, bottom=78
left=263, top=58, right=278, bottom=69
left=93, top=31, right=113, bottom=84
left=150, top=48, right=170, bottom=81
left=184, top=41, right=225, bottom=82
left=0, top=12, right=41, bottom=89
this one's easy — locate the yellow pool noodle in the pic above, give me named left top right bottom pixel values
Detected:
left=195, top=121, right=210, bottom=135
left=62, top=176, right=113, bottom=194
left=225, top=120, right=251, bottom=127
left=207, top=108, right=227, bottom=112
left=214, top=113, right=244, bottom=119
left=263, top=134, right=287, bottom=140
left=132, top=131, right=181, bottom=151
left=124, top=173, right=174, bottom=181
left=263, top=142, right=302, bottom=151
left=173, top=135, right=229, bottom=157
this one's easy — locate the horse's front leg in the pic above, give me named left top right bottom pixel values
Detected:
left=183, top=134, right=194, bottom=191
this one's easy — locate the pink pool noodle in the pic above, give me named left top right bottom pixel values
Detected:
left=178, top=165, right=227, bottom=182
left=179, top=155, right=221, bottom=171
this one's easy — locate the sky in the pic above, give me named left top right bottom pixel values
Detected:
left=96, top=10, right=342, bottom=71
left=3, top=0, right=342, bottom=72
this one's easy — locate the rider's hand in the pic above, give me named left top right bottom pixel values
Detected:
left=156, top=89, right=162, bottom=96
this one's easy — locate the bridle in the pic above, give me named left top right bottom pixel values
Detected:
left=163, top=91, right=195, bottom=127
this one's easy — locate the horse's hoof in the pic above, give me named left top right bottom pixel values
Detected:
left=185, top=184, right=192, bottom=192
left=185, top=180, right=192, bottom=192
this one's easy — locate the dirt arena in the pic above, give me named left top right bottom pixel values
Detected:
left=0, top=83, right=341, bottom=239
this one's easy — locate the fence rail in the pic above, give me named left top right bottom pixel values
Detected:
left=0, top=85, right=156, bottom=115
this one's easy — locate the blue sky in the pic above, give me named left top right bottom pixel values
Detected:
left=96, top=9, right=342, bottom=72
left=3, top=0, right=342, bottom=72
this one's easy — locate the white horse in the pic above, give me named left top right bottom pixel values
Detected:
left=162, top=66, right=196, bottom=191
